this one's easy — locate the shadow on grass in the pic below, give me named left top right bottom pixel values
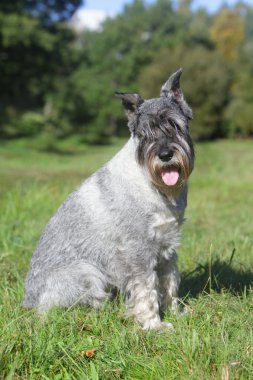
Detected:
left=180, top=251, right=253, bottom=298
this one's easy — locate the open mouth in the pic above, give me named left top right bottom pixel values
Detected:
left=161, top=166, right=180, bottom=186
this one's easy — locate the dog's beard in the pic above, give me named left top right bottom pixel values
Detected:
left=144, top=144, right=193, bottom=197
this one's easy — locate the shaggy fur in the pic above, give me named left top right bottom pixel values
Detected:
left=23, top=69, right=194, bottom=330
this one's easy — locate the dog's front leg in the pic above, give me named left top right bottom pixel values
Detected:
left=157, top=252, right=181, bottom=314
left=125, top=271, right=173, bottom=330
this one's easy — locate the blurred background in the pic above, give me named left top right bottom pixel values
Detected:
left=1, top=0, right=253, bottom=147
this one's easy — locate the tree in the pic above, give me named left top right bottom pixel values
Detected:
left=209, top=8, right=245, bottom=61
left=0, top=1, right=81, bottom=26
left=138, top=46, right=231, bottom=140
left=0, top=0, right=81, bottom=137
left=52, top=0, right=190, bottom=143
left=1, top=0, right=253, bottom=142
left=225, top=66, right=253, bottom=137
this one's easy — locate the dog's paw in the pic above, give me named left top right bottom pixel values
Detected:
left=157, top=321, right=175, bottom=331
left=142, top=320, right=174, bottom=331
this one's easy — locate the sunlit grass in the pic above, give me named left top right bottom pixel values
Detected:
left=0, top=138, right=252, bottom=379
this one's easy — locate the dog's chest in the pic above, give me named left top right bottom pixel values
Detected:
left=149, top=201, right=185, bottom=260
left=151, top=210, right=178, bottom=242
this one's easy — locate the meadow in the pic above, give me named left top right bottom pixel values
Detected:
left=0, top=138, right=253, bottom=379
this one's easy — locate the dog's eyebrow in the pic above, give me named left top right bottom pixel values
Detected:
left=159, top=123, right=170, bottom=137
left=169, top=119, right=179, bottom=132
left=146, top=112, right=157, bottom=118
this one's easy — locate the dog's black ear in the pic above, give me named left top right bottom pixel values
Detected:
left=115, top=92, right=144, bottom=120
left=160, top=68, right=183, bottom=101
left=160, top=69, right=193, bottom=119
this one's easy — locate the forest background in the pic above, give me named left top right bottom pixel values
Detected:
left=1, top=0, right=253, bottom=146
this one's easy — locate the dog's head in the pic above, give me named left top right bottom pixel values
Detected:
left=116, top=69, right=194, bottom=195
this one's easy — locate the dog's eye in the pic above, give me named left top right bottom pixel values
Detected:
left=159, top=114, right=165, bottom=122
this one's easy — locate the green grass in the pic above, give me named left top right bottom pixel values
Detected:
left=0, top=138, right=253, bottom=379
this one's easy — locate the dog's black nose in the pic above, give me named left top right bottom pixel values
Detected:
left=159, top=150, right=174, bottom=162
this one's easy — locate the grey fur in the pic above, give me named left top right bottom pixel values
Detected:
left=23, top=69, right=194, bottom=330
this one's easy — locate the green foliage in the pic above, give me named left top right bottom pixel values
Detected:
left=225, top=67, right=253, bottom=137
left=0, top=139, right=253, bottom=378
left=0, top=1, right=81, bottom=24
left=138, top=46, right=231, bottom=140
left=0, top=0, right=81, bottom=138
left=209, top=8, right=245, bottom=62
left=19, top=111, right=44, bottom=136
left=49, top=0, right=253, bottom=142
left=1, top=1, right=253, bottom=142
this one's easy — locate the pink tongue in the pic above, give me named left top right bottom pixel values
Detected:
left=162, top=169, right=179, bottom=186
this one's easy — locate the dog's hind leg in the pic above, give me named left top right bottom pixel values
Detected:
left=35, top=263, right=108, bottom=313
left=125, top=271, right=174, bottom=330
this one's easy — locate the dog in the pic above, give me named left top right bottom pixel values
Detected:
left=23, top=69, right=194, bottom=330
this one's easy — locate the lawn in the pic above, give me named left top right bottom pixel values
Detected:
left=0, top=138, right=253, bottom=379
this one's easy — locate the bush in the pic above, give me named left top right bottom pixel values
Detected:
left=18, top=111, right=44, bottom=136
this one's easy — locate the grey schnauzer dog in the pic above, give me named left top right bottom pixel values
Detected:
left=23, top=69, right=194, bottom=330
